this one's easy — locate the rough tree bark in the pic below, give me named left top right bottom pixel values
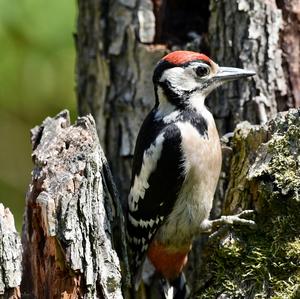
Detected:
left=76, top=0, right=166, bottom=200
left=277, top=0, right=300, bottom=108
left=75, top=0, right=299, bottom=296
left=209, top=0, right=285, bottom=132
left=20, top=111, right=128, bottom=299
left=0, top=204, right=22, bottom=299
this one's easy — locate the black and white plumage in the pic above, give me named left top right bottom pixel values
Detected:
left=127, top=51, right=255, bottom=291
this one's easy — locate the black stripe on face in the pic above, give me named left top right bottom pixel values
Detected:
left=157, top=81, right=198, bottom=110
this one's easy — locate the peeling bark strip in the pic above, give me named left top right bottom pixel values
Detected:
left=21, top=111, right=127, bottom=299
left=0, top=204, right=22, bottom=299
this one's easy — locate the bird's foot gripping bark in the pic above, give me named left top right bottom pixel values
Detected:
left=200, top=210, right=257, bottom=242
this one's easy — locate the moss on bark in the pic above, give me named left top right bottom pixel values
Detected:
left=196, top=109, right=300, bottom=299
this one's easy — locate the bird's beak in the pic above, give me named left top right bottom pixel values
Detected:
left=214, top=67, right=255, bottom=82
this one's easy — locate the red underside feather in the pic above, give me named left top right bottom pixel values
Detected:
left=147, top=241, right=191, bottom=280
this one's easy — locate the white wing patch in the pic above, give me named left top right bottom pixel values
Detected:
left=128, top=213, right=164, bottom=228
left=128, top=132, right=165, bottom=212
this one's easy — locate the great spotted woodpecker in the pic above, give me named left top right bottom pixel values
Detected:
left=127, top=51, right=255, bottom=296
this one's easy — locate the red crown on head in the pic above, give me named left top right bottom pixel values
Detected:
left=162, top=51, right=211, bottom=65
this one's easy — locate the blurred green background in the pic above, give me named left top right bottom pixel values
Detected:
left=0, top=0, right=76, bottom=230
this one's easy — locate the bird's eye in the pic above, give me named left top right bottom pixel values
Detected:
left=196, top=66, right=210, bottom=77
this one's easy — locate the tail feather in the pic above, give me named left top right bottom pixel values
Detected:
left=160, top=273, right=190, bottom=299
left=160, top=278, right=174, bottom=299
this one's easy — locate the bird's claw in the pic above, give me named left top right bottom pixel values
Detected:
left=221, top=132, right=234, bottom=154
left=220, top=132, right=234, bottom=144
left=203, top=210, right=257, bottom=243
left=210, top=210, right=257, bottom=230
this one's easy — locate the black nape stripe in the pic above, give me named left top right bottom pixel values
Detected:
left=159, top=81, right=187, bottom=108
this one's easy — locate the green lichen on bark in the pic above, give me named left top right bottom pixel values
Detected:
left=196, top=109, right=300, bottom=299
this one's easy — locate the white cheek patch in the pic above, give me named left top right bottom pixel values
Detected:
left=128, top=133, right=165, bottom=212
left=160, top=67, right=198, bottom=92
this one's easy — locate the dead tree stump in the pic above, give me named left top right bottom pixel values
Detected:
left=21, top=111, right=129, bottom=299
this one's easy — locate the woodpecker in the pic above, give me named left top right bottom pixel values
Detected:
left=127, top=50, right=255, bottom=297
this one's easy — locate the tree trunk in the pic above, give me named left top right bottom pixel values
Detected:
left=76, top=0, right=166, bottom=201
left=278, top=0, right=300, bottom=108
left=75, top=0, right=299, bottom=295
left=209, top=0, right=285, bottom=131
left=75, top=0, right=299, bottom=203
left=20, top=111, right=128, bottom=299
left=0, top=204, right=22, bottom=299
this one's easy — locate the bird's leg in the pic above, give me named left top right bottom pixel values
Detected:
left=199, top=210, right=257, bottom=241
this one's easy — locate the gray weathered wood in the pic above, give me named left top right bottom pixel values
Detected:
left=0, top=204, right=22, bottom=299
left=21, top=110, right=128, bottom=299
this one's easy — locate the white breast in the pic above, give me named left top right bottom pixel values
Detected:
left=155, top=110, right=222, bottom=247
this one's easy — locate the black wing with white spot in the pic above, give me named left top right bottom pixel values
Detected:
left=127, top=109, right=185, bottom=280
